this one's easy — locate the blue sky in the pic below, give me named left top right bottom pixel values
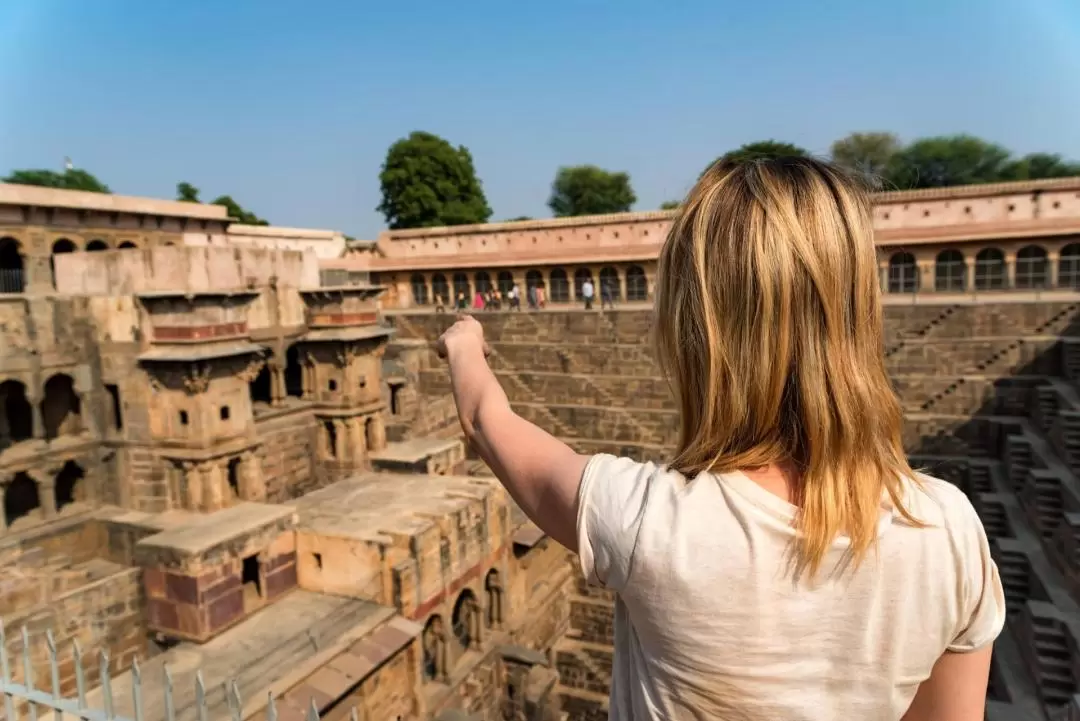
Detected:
left=1, top=0, right=1078, bottom=239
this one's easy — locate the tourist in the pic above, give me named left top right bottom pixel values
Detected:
left=536, top=285, right=546, bottom=309
left=434, top=294, right=445, bottom=313
left=473, top=290, right=484, bottom=310
left=526, top=284, right=537, bottom=310
left=509, top=284, right=521, bottom=311
left=455, top=292, right=467, bottom=312
left=600, top=278, right=615, bottom=310
left=435, top=157, right=1003, bottom=721
left=581, top=277, right=594, bottom=310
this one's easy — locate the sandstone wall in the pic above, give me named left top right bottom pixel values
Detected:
left=256, top=408, right=321, bottom=502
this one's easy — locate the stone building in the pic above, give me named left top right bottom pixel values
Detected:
left=0, top=185, right=572, bottom=721
left=324, top=176, right=1080, bottom=309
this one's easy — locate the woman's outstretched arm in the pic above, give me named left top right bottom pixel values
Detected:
left=437, top=315, right=589, bottom=551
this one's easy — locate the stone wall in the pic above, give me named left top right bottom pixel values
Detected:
left=390, top=301, right=1080, bottom=720
left=256, top=406, right=321, bottom=502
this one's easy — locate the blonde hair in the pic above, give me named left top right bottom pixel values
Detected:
left=654, top=156, right=920, bottom=580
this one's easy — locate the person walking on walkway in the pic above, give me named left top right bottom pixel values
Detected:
left=436, top=156, right=1004, bottom=721
left=581, top=277, right=595, bottom=310
left=600, top=278, right=615, bottom=310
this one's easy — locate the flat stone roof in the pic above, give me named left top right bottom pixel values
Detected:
left=368, top=437, right=461, bottom=464
left=138, top=341, right=266, bottom=362
left=302, top=326, right=393, bottom=343
left=79, top=590, right=394, bottom=721
left=136, top=502, right=296, bottom=557
left=0, top=182, right=229, bottom=220
left=293, top=472, right=497, bottom=544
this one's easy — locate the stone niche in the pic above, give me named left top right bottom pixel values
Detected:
left=369, top=438, right=466, bottom=476
left=136, top=502, right=297, bottom=642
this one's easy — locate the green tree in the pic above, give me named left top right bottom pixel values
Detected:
left=884, top=135, right=1012, bottom=189
left=506, top=216, right=533, bottom=222
left=660, top=200, right=681, bottom=210
left=548, top=165, right=636, bottom=217
left=377, top=131, right=492, bottom=229
left=211, top=195, right=268, bottom=225
left=830, top=132, right=901, bottom=179
left=176, top=182, right=200, bottom=202
left=4, top=168, right=111, bottom=193
left=999, top=152, right=1080, bottom=181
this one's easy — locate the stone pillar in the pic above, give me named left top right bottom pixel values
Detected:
left=1049, top=249, right=1060, bottom=288
left=317, top=421, right=330, bottom=460
left=270, top=364, right=286, bottom=406
left=366, top=414, right=386, bottom=453
left=239, top=451, right=265, bottom=502
left=349, top=417, right=367, bottom=462
left=38, top=476, right=57, bottom=519
left=965, top=259, right=974, bottom=293
left=332, top=419, right=347, bottom=462
left=302, top=358, right=315, bottom=400
left=184, top=462, right=202, bottom=510
left=1006, top=252, right=1017, bottom=289
left=28, top=394, right=44, bottom=440
left=469, top=596, right=483, bottom=648
left=203, top=462, right=225, bottom=512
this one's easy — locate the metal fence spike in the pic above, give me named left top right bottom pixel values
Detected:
left=100, top=649, right=114, bottom=720
left=164, top=665, right=175, bottom=721
left=22, top=627, right=38, bottom=721
left=266, top=692, right=278, bottom=721
left=46, top=630, right=61, bottom=721
left=307, top=697, right=320, bottom=721
left=0, top=622, right=12, bottom=721
left=195, top=670, right=207, bottom=721
left=73, top=639, right=87, bottom=710
left=132, top=658, right=144, bottom=721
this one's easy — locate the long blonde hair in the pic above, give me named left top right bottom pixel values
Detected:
left=654, top=156, right=920, bottom=580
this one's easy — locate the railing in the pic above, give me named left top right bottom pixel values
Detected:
left=0, top=623, right=346, bottom=721
left=0, top=269, right=25, bottom=294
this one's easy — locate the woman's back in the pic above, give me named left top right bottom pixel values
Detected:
left=577, top=455, right=1005, bottom=720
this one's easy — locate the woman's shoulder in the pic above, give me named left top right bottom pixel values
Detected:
left=900, top=471, right=984, bottom=535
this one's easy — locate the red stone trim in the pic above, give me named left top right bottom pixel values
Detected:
left=306, top=312, right=378, bottom=327
left=153, top=322, right=247, bottom=341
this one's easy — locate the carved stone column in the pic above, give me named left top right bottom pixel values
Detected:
left=27, top=394, right=44, bottom=440
left=333, top=419, right=347, bottom=462
left=365, top=414, right=386, bottom=453
left=317, top=421, right=330, bottom=460
left=203, top=462, right=225, bottom=512
left=239, top=451, right=265, bottom=502
left=437, top=624, right=450, bottom=682
left=469, top=596, right=483, bottom=648
left=349, top=418, right=367, bottom=463
left=183, top=462, right=202, bottom=510
left=270, top=364, right=285, bottom=406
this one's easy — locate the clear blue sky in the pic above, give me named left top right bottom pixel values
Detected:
left=1, top=0, right=1078, bottom=239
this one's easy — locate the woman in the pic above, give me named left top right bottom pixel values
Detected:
left=436, top=157, right=1004, bottom=720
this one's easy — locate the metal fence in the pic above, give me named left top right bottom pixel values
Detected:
left=0, top=269, right=24, bottom=294
left=0, top=623, right=341, bottom=721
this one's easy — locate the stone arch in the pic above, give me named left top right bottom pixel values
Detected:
left=887, top=251, right=918, bottom=293
left=451, top=589, right=480, bottom=650
left=484, top=569, right=503, bottom=628
left=227, top=457, right=241, bottom=498
left=0, top=237, right=25, bottom=294
left=497, top=271, right=514, bottom=297
left=55, top=460, right=85, bottom=512
left=934, top=249, right=966, bottom=292
left=250, top=364, right=272, bottom=406
left=421, top=615, right=446, bottom=681
left=0, top=380, right=33, bottom=448
left=4, top=472, right=40, bottom=527
left=474, top=271, right=492, bottom=295
left=549, top=268, right=569, bottom=303
left=599, top=267, right=619, bottom=301
left=410, top=273, right=428, bottom=305
left=1060, top=243, right=1080, bottom=289
left=525, top=270, right=544, bottom=290
left=431, top=274, right=449, bottom=306
left=1015, top=244, right=1049, bottom=289
left=41, top=374, right=81, bottom=440
left=117, top=241, right=138, bottom=249
left=974, top=247, right=1007, bottom=291
left=284, top=344, right=304, bottom=398
left=85, top=239, right=109, bottom=252
left=51, top=238, right=78, bottom=290
left=573, top=268, right=593, bottom=301
left=625, top=265, right=647, bottom=301
left=452, top=273, right=470, bottom=303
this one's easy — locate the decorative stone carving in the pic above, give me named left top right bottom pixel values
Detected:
left=237, top=356, right=266, bottom=384
left=183, top=363, right=212, bottom=395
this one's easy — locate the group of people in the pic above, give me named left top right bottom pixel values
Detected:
left=432, top=277, right=621, bottom=313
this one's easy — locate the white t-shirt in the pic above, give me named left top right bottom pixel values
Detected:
left=583, top=281, right=595, bottom=298
left=576, top=454, right=1006, bottom=721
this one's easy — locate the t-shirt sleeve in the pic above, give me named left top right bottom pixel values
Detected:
left=576, top=454, right=654, bottom=593
left=947, top=497, right=1007, bottom=653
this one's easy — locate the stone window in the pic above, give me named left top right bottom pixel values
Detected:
left=1, top=237, right=27, bottom=294
left=934, top=250, right=966, bottom=292
left=227, top=458, right=241, bottom=498
left=219, top=406, right=230, bottom=421
left=0, top=380, right=33, bottom=445
left=974, top=248, right=1007, bottom=291
left=887, top=252, right=918, bottom=293
left=1060, top=244, right=1080, bottom=289
left=497, top=271, right=514, bottom=297
left=431, top=274, right=449, bottom=305
left=284, top=344, right=304, bottom=398
left=4, top=472, right=39, bottom=527
left=106, top=384, right=123, bottom=430
left=1015, top=245, right=1049, bottom=289
left=179, top=410, right=189, bottom=425
left=549, top=268, right=570, bottom=303
left=42, top=373, right=81, bottom=441
left=86, top=239, right=108, bottom=251
left=328, top=379, right=337, bottom=392
left=474, top=271, right=492, bottom=295
left=249, top=366, right=272, bottom=406
left=241, top=554, right=262, bottom=598
left=55, top=461, right=85, bottom=512
left=625, top=265, right=647, bottom=302
left=452, top=273, right=470, bottom=301
left=451, top=590, right=478, bottom=649
left=410, top=274, right=428, bottom=305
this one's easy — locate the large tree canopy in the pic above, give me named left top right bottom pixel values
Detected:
left=548, top=165, right=636, bottom=217
left=377, top=131, right=492, bottom=229
left=211, top=195, right=268, bottom=225
left=999, top=153, right=1080, bottom=182
left=830, top=132, right=901, bottom=181
left=176, top=182, right=200, bottom=202
left=4, top=168, right=111, bottom=193
left=884, top=135, right=1012, bottom=189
